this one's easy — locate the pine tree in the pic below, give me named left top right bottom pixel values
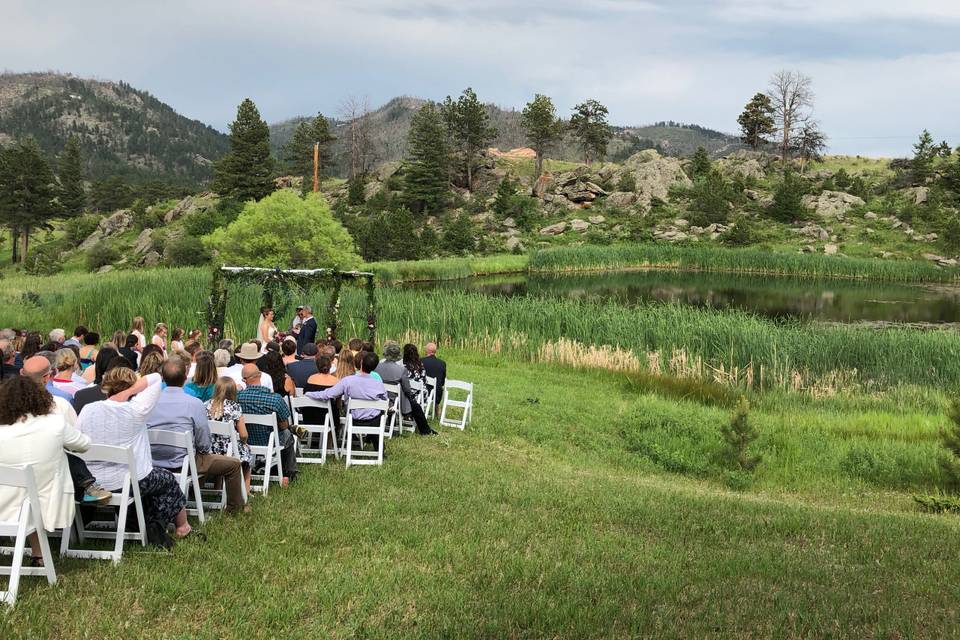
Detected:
left=720, top=396, right=761, bottom=471
left=767, top=169, right=809, bottom=223
left=403, top=103, right=451, bottom=215
left=690, top=146, right=711, bottom=178
left=0, top=138, right=59, bottom=263
left=570, top=99, right=612, bottom=164
left=521, top=94, right=564, bottom=180
left=737, top=93, right=775, bottom=150
left=58, top=135, right=86, bottom=217
left=442, top=88, right=497, bottom=191
left=912, top=129, right=936, bottom=185
left=213, top=98, right=275, bottom=203
left=282, top=113, right=336, bottom=190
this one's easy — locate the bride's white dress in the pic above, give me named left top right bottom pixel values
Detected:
left=258, top=315, right=278, bottom=352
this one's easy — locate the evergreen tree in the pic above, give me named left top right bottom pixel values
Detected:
left=282, top=113, right=336, bottom=190
left=442, top=88, right=497, bottom=191
left=0, top=138, right=60, bottom=262
left=569, top=99, right=612, bottom=164
left=689, top=169, right=733, bottom=226
left=912, top=129, right=936, bottom=185
left=441, top=212, right=476, bottom=255
left=58, top=135, right=86, bottom=217
left=521, top=94, right=564, bottom=180
left=403, top=103, right=451, bottom=215
left=213, top=98, right=275, bottom=203
left=737, top=93, right=775, bottom=150
left=720, top=396, right=761, bottom=472
left=766, top=170, right=809, bottom=223
left=690, top=146, right=711, bottom=178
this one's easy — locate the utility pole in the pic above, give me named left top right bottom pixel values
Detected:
left=313, top=142, right=320, bottom=193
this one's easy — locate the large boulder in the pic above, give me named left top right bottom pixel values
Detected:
left=559, top=179, right=607, bottom=203
left=620, top=150, right=692, bottom=208
left=164, top=192, right=219, bottom=224
left=539, top=221, right=568, bottom=236
left=717, top=157, right=765, bottom=181
left=605, top=192, right=636, bottom=208
left=98, top=210, right=132, bottom=235
left=904, top=186, right=929, bottom=205
left=570, top=219, right=590, bottom=232
left=801, top=191, right=866, bottom=221
left=133, top=229, right=153, bottom=254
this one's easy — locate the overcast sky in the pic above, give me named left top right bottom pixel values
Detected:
left=3, top=0, right=959, bottom=156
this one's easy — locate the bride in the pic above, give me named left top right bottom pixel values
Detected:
left=257, top=306, right=278, bottom=350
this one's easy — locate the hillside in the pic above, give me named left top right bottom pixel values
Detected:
left=0, top=72, right=229, bottom=184
left=269, top=97, right=743, bottom=176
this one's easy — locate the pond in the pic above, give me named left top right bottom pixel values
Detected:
left=409, top=270, right=960, bottom=325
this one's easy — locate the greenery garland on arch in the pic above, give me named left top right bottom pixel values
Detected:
left=206, top=266, right=376, bottom=345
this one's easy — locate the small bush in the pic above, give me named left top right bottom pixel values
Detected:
left=442, top=213, right=477, bottom=255
left=24, top=242, right=64, bottom=276
left=64, top=214, right=101, bottom=247
left=131, top=199, right=165, bottom=231
left=721, top=214, right=759, bottom=246
left=617, top=172, right=637, bottom=193
left=719, top=396, right=760, bottom=472
left=347, top=175, right=366, bottom=206
left=164, top=235, right=212, bottom=267
left=767, top=170, right=810, bottom=223
left=86, top=240, right=119, bottom=271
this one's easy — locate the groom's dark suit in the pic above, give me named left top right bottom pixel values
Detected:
left=297, top=315, right=318, bottom=353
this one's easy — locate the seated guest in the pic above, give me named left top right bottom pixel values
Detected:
left=51, top=348, right=87, bottom=398
left=218, top=340, right=237, bottom=366
left=403, top=343, right=429, bottom=406
left=287, top=342, right=319, bottom=389
left=356, top=351, right=382, bottom=382
left=322, top=343, right=339, bottom=374
left=74, top=348, right=135, bottom=415
left=170, top=328, right=185, bottom=353
left=49, top=328, right=66, bottom=345
left=303, top=354, right=341, bottom=433
left=281, top=338, right=298, bottom=366
left=261, top=350, right=295, bottom=397
left=147, top=360, right=247, bottom=515
left=78, top=332, right=99, bottom=371
left=205, top=377, right=252, bottom=493
left=64, top=326, right=87, bottom=349
left=235, top=343, right=273, bottom=392
left=138, top=350, right=165, bottom=377
left=237, top=364, right=297, bottom=485
left=119, top=334, right=141, bottom=369
left=307, top=352, right=388, bottom=449
left=215, top=348, right=245, bottom=390
left=21, top=332, right=43, bottom=361
left=334, top=347, right=356, bottom=381
left=184, top=341, right=203, bottom=378
left=25, top=352, right=73, bottom=402
left=422, top=342, right=447, bottom=413
left=185, top=350, right=217, bottom=401
left=0, top=376, right=95, bottom=565
left=375, top=342, right=435, bottom=435
left=347, top=338, right=363, bottom=355
left=0, top=338, right=20, bottom=380
left=77, top=368, right=190, bottom=546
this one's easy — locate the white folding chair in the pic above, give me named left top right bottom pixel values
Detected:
left=425, top=376, right=438, bottom=419
left=60, top=444, right=147, bottom=564
left=400, top=379, right=427, bottom=434
left=147, top=429, right=205, bottom=523
left=344, top=399, right=390, bottom=467
left=207, top=420, right=248, bottom=505
left=382, top=383, right=401, bottom=439
left=244, top=413, right=282, bottom=494
left=290, top=396, right=339, bottom=464
left=439, top=380, right=473, bottom=430
left=295, top=387, right=304, bottom=398
left=0, top=464, right=57, bottom=607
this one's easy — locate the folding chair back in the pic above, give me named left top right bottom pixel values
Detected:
left=440, top=379, right=473, bottom=430
left=290, top=396, right=338, bottom=464
left=205, top=420, right=247, bottom=506
left=382, top=383, right=401, bottom=438
left=344, top=399, right=389, bottom=468
left=0, top=464, right=56, bottom=607
left=244, top=413, right=282, bottom=494
left=60, top=444, right=146, bottom=564
left=147, top=429, right=205, bottom=523
left=400, top=379, right=427, bottom=434
left=425, top=376, right=438, bottom=419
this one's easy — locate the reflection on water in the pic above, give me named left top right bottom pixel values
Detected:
left=408, top=271, right=960, bottom=324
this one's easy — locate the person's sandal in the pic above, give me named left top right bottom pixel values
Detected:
left=29, top=556, right=44, bottom=567
left=82, top=483, right=113, bottom=505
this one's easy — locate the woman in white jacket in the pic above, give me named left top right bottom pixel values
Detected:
left=0, top=376, right=91, bottom=566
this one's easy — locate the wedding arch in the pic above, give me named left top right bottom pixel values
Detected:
left=206, top=265, right=377, bottom=344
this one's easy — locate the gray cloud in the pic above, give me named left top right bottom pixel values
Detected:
left=2, top=0, right=958, bottom=156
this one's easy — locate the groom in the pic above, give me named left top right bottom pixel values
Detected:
left=296, top=305, right=317, bottom=354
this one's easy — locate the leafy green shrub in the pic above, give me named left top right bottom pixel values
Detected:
left=347, top=175, right=366, bottom=206
left=86, top=240, right=119, bottom=271
left=204, top=190, right=360, bottom=269
left=491, top=177, right=539, bottom=229
left=939, top=214, right=960, bottom=252
left=355, top=207, right=423, bottom=262
left=164, top=235, right=212, bottom=267
left=617, top=172, right=637, bottom=193
left=688, top=169, right=734, bottom=226
left=131, top=198, right=165, bottom=231
left=184, top=199, right=242, bottom=237
left=913, top=493, right=960, bottom=514
left=24, top=241, right=64, bottom=276
left=584, top=228, right=611, bottom=245
left=64, top=214, right=101, bottom=247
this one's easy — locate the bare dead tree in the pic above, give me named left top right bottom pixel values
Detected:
left=766, top=70, right=814, bottom=164
left=339, top=96, right=375, bottom=178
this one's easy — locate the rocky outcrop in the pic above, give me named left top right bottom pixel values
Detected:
left=539, top=221, right=568, bottom=236
left=801, top=190, right=865, bottom=221
left=621, top=150, right=692, bottom=208
left=78, top=209, right=132, bottom=251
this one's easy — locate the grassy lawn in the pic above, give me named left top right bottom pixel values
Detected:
left=4, top=353, right=960, bottom=638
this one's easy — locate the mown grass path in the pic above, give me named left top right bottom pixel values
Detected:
left=4, top=356, right=960, bottom=638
